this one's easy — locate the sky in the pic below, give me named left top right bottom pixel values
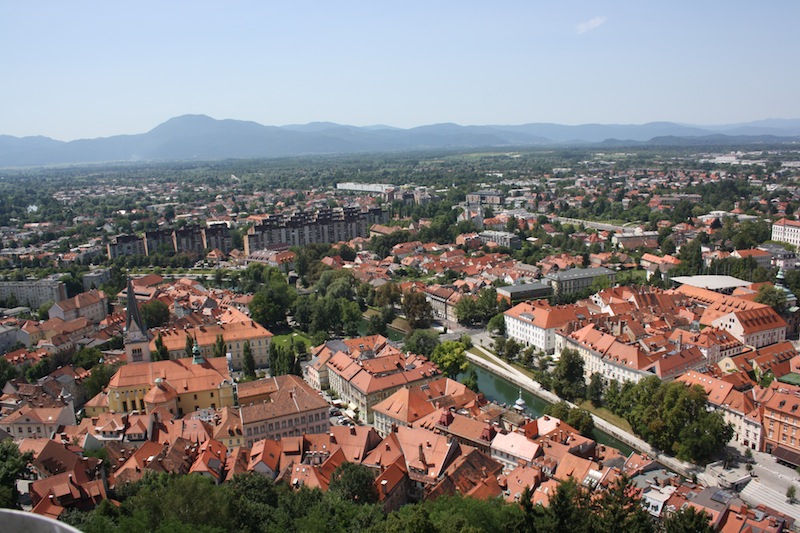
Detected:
left=2, top=1, right=799, bottom=141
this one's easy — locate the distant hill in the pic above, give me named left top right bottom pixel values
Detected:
left=2, top=115, right=800, bottom=167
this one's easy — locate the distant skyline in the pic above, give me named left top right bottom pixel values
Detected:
left=2, top=1, right=799, bottom=141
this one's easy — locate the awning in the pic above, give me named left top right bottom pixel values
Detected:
left=344, top=409, right=357, bottom=419
left=773, top=446, right=800, bottom=467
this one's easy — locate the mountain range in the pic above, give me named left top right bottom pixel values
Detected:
left=2, top=115, right=800, bottom=167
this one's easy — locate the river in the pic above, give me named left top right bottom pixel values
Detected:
left=465, top=364, right=634, bottom=456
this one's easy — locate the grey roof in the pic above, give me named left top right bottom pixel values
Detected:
left=497, top=283, right=551, bottom=295
left=545, top=267, right=614, bottom=281
left=671, top=275, right=751, bottom=291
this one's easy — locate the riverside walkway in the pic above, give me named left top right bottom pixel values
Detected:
left=466, top=345, right=699, bottom=479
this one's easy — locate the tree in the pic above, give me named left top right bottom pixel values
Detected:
left=185, top=335, right=194, bottom=359
left=366, top=314, right=387, bottom=336
left=755, top=285, right=787, bottom=314
left=462, top=368, right=479, bottom=393
left=213, top=334, right=227, bottom=359
left=242, top=340, right=256, bottom=379
left=0, top=439, right=32, bottom=508
left=0, top=358, right=19, bottom=389
left=661, top=238, right=677, bottom=256
left=374, top=283, right=401, bottom=308
left=140, top=299, right=170, bottom=328
left=154, top=333, right=169, bottom=362
left=454, top=296, right=481, bottom=325
left=430, top=341, right=468, bottom=379
left=587, top=372, right=604, bottom=407
left=249, top=269, right=297, bottom=327
left=551, top=348, right=586, bottom=402
left=403, top=329, right=440, bottom=357
left=788, top=485, right=797, bottom=504
left=74, top=347, right=104, bottom=369
left=83, top=364, right=119, bottom=399
left=327, top=462, right=378, bottom=505
left=487, top=313, right=506, bottom=336
left=662, top=506, right=716, bottom=533
left=539, top=477, right=592, bottom=533
left=402, top=291, right=433, bottom=329
left=592, top=474, right=654, bottom=533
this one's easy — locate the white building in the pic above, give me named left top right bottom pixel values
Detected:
left=504, top=300, right=589, bottom=355
left=772, top=218, right=800, bottom=248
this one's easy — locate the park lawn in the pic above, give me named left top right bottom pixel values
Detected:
left=271, top=330, right=313, bottom=351
left=577, top=400, right=634, bottom=434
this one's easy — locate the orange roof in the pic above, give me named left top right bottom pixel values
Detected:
left=108, top=356, right=231, bottom=393
left=504, top=300, right=589, bottom=330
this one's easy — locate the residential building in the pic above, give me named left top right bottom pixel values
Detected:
left=0, top=280, right=67, bottom=309
left=772, top=218, right=800, bottom=248
left=711, top=307, right=787, bottom=348
left=106, top=234, right=145, bottom=259
left=202, top=224, right=233, bottom=254
left=467, top=190, right=504, bottom=206
left=240, top=375, right=329, bottom=446
left=1, top=405, right=76, bottom=440
left=496, top=283, right=552, bottom=305
left=48, top=289, right=108, bottom=324
left=762, top=388, right=800, bottom=464
left=731, top=248, right=772, bottom=269
left=372, top=377, right=479, bottom=437
left=326, top=350, right=441, bottom=423
left=244, top=206, right=386, bottom=254
left=490, top=431, right=541, bottom=472
left=151, top=320, right=272, bottom=371
left=173, top=225, right=205, bottom=256
left=544, top=267, right=616, bottom=296
left=478, top=230, right=520, bottom=249
left=505, top=300, right=589, bottom=354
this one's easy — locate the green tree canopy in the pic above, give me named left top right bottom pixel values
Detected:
left=402, top=291, right=433, bottom=330
left=550, top=348, right=586, bottom=402
left=430, top=340, right=468, bottom=379
left=140, top=299, right=170, bottom=328
left=403, top=329, right=440, bottom=358
left=327, top=462, right=378, bottom=505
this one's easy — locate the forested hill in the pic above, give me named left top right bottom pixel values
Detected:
left=2, top=115, right=800, bottom=167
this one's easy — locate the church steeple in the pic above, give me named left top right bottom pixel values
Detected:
left=125, top=276, right=152, bottom=364
left=126, top=276, right=147, bottom=335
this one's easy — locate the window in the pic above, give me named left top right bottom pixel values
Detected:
left=194, top=394, right=198, bottom=400
left=210, top=392, right=214, bottom=398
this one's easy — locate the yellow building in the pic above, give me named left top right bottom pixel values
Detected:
left=106, top=356, right=235, bottom=416
left=152, top=320, right=273, bottom=371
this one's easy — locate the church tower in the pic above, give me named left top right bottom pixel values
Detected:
left=124, top=277, right=151, bottom=363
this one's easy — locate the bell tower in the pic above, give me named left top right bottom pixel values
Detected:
left=124, top=277, right=151, bottom=364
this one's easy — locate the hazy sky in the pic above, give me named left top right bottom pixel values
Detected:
left=2, top=1, right=799, bottom=141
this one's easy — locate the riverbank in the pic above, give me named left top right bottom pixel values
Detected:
left=466, top=345, right=699, bottom=479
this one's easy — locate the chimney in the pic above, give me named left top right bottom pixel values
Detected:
left=381, top=479, right=388, bottom=495
left=349, top=426, right=356, bottom=436
left=418, top=444, right=426, bottom=466
left=329, top=432, right=336, bottom=444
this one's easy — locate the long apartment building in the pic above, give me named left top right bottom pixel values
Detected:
left=244, top=206, right=387, bottom=255
left=0, top=280, right=67, bottom=309
left=108, top=225, right=235, bottom=259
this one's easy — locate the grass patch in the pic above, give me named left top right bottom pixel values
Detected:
left=271, top=330, right=313, bottom=351
left=577, top=400, right=634, bottom=434
left=467, top=348, right=540, bottom=381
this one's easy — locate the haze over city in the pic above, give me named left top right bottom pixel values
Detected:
left=2, top=1, right=799, bottom=141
